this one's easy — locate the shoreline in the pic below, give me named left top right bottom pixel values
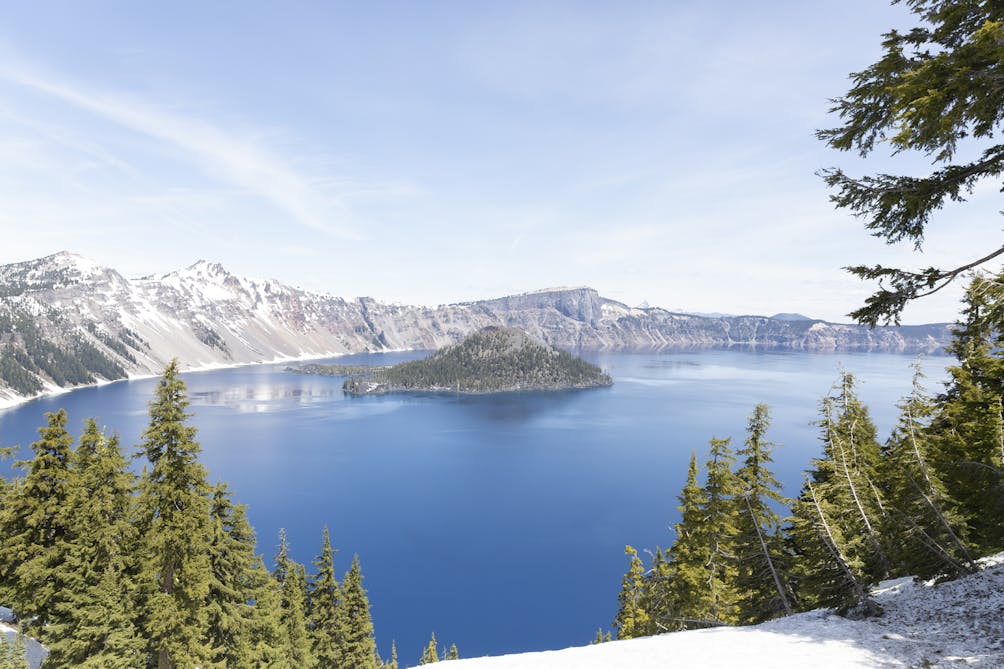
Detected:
left=0, top=348, right=396, bottom=414
left=0, top=343, right=946, bottom=413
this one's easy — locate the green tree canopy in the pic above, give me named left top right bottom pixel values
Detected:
left=135, top=359, right=213, bottom=669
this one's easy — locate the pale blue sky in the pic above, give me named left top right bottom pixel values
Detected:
left=0, top=1, right=993, bottom=322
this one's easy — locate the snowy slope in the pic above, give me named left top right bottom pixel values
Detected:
left=422, top=554, right=1004, bottom=668
left=0, top=252, right=953, bottom=409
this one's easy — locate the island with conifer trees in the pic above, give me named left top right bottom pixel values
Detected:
left=323, top=326, right=613, bottom=395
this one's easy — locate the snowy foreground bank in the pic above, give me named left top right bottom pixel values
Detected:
left=419, top=554, right=1004, bottom=669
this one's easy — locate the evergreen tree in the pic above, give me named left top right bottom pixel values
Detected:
left=419, top=633, right=439, bottom=665
left=382, top=641, right=398, bottom=669
left=135, top=360, right=213, bottom=669
left=205, top=483, right=274, bottom=668
left=445, top=644, right=459, bottom=661
left=789, top=378, right=886, bottom=612
left=274, top=531, right=313, bottom=668
left=642, top=547, right=672, bottom=634
left=245, top=557, right=286, bottom=669
left=879, top=370, right=976, bottom=578
left=0, top=409, right=76, bottom=637
left=309, top=527, right=342, bottom=668
left=701, top=437, right=740, bottom=625
left=612, top=546, right=651, bottom=639
left=929, top=271, right=1004, bottom=553
left=820, top=376, right=890, bottom=582
left=274, top=528, right=292, bottom=585
left=284, top=563, right=314, bottom=668
left=789, top=474, right=876, bottom=614
left=818, top=0, right=1004, bottom=325
left=665, top=453, right=711, bottom=629
left=44, top=421, right=142, bottom=668
left=733, top=405, right=793, bottom=623
left=336, top=555, right=377, bottom=669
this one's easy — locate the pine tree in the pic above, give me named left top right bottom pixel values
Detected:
left=445, top=644, right=459, bottom=661
left=284, top=563, right=314, bottom=668
left=612, top=546, right=651, bottom=639
left=879, top=369, right=976, bottom=578
left=816, top=376, right=891, bottom=582
left=336, top=554, right=377, bottom=668
left=665, top=452, right=711, bottom=630
left=641, top=546, right=672, bottom=634
left=245, top=557, right=286, bottom=668
left=928, top=271, right=1004, bottom=553
left=701, top=437, right=740, bottom=625
left=789, top=473, right=876, bottom=614
left=44, top=421, right=142, bottom=668
left=817, top=1, right=1004, bottom=326
left=0, top=409, right=76, bottom=637
left=733, top=405, right=793, bottom=623
left=274, top=531, right=312, bottom=668
left=789, top=378, right=886, bottom=612
left=419, top=633, right=439, bottom=665
left=309, top=527, right=342, bottom=668
left=205, top=483, right=268, bottom=668
left=135, top=360, right=213, bottom=669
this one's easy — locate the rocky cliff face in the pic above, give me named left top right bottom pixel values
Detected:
left=0, top=252, right=952, bottom=406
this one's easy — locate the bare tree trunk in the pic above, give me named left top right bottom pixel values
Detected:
left=832, top=429, right=891, bottom=576
left=905, top=407, right=976, bottom=570
left=743, top=492, right=792, bottom=616
left=806, top=477, right=870, bottom=607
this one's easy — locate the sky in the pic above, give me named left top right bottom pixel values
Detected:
left=0, top=0, right=996, bottom=323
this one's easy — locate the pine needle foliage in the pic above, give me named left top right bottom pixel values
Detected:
left=135, top=359, right=213, bottom=669
left=336, top=555, right=377, bottom=669
left=665, top=453, right=712, bottom=630
left=878, top=369, right=976, bottom=579
left=733, top=405, right=794, bottom=623
left=0, top=409, right=76, bottom=637
left=44, top=421, right=142, bottom=668
left=309, top=526, right=342, bottom=668
left=818, top=0, right=1004, bottom=325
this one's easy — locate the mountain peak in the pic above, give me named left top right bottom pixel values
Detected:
left=45, top=250, right=104, bottom=272
left=184, top=259, right=230, bottom=276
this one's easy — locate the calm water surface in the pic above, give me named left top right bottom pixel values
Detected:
left=0, top=350, right=950, bottom=659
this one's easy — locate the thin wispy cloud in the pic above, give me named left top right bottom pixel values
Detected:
left=0, top=63, right=359, bottom=239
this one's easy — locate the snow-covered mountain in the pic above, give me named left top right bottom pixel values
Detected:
left=0, top=252, right=952, bottom=407
left=418, top=553, right=1004, bottom=668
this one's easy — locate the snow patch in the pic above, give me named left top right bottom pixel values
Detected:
left=423, top=555, right=1004, bottom=668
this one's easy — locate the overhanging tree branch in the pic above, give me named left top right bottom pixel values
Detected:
left=818, top=3, right=1004, bottom=325
left=845, top=244, right=1004, bottom=326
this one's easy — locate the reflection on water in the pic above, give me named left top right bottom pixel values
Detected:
left=642, top=359, right=701, bottom=369
left=189, top=384, right=339, bottom=412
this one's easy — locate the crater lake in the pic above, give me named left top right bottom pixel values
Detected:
left=0, top=349, right=949, bottom=661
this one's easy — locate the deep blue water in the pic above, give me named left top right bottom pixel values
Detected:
left=0, top=350, right=949, bottom=661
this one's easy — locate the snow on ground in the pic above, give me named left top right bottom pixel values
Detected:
left=425, top=554, right=1004, bottom=668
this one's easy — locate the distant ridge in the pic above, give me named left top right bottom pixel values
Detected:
left=0, top=252, right=953, bottom=407
left=770, top=313, right=814, bottom=322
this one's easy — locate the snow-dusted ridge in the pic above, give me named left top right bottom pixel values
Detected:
left=423, top=553, right=1004, bottom=668
left=0, top=252, right=953, bottom=410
